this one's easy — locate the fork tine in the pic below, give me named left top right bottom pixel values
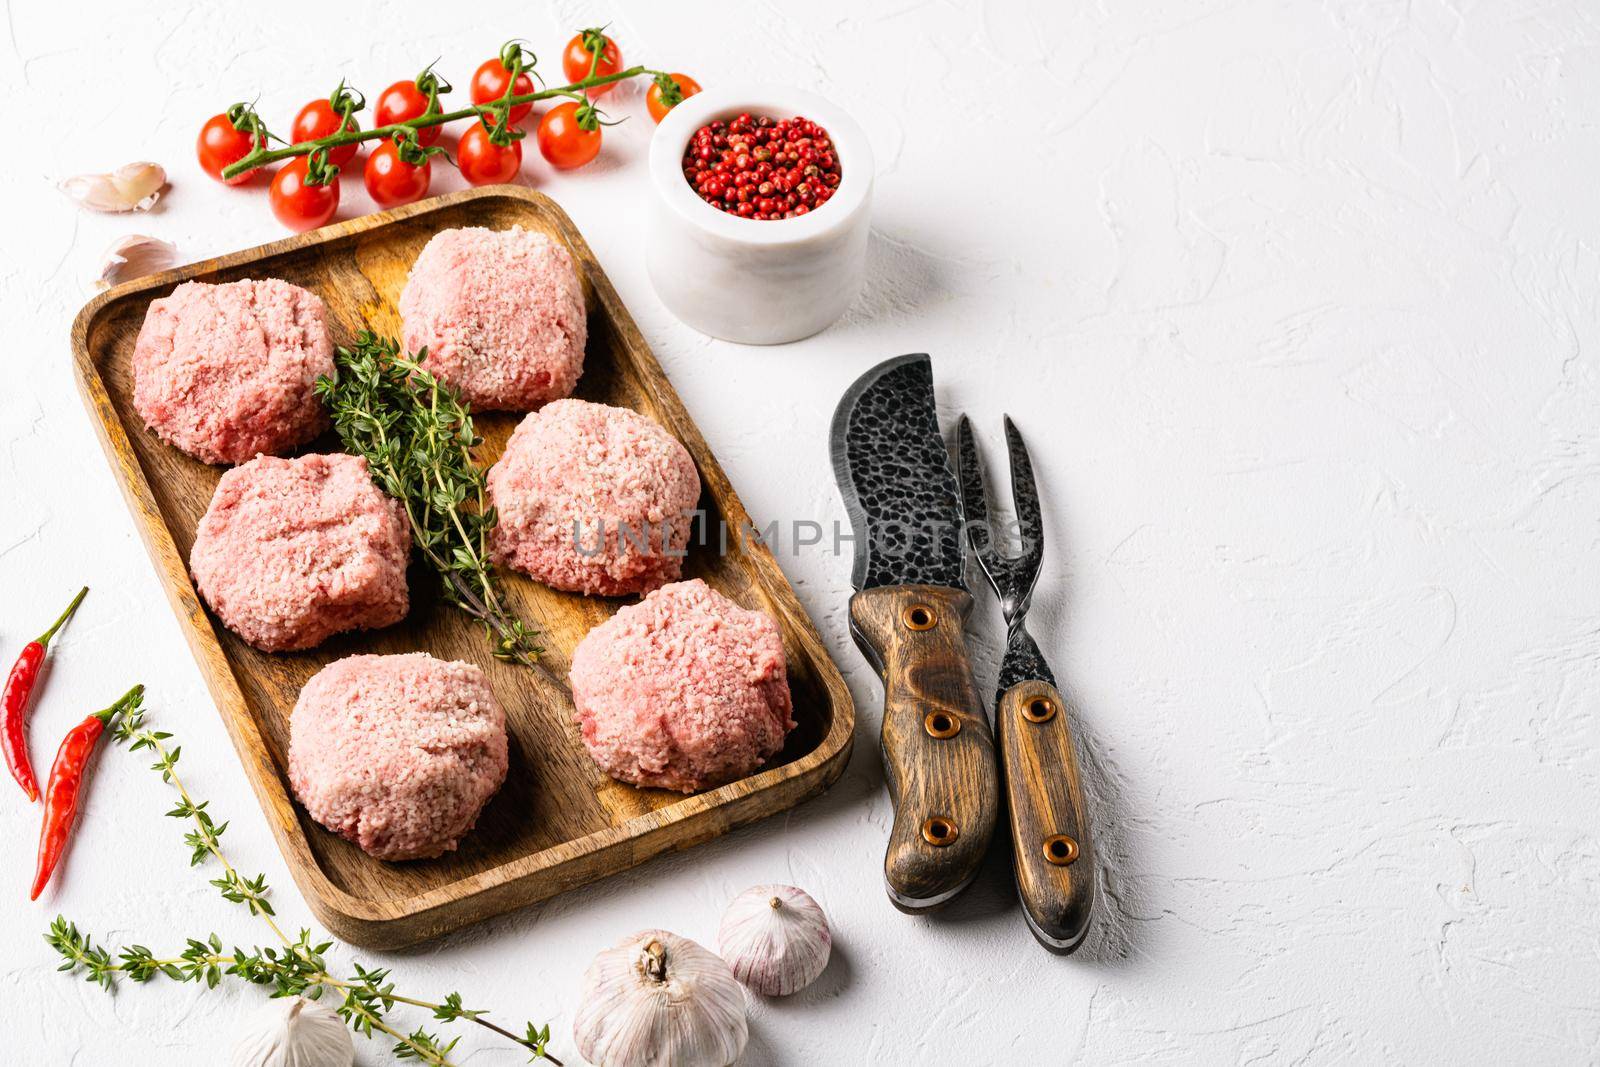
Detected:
left=956, top=415, right=994, bottom=559
left=1003, top=415, right=1045, bottom=581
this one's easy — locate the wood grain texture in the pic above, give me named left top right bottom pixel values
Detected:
left=997, top=678, right=1094, bottom=953
left=848, top=584, right=997, bottom=910
left=69, top=186, right=854, bottom=949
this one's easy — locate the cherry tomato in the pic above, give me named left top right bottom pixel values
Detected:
left=536, top=102, right=603, bottom=170
left=365, top=140, right=432, bottom=207
left=561, top=29, right=622, bottom=95
left=470, top=58, right=534, bottom=125
left=375, top=79, right=443, bottom=146
left=197, top=109, right=264, bottom=185
left=291, top=99, right=360, bottom=167
left=269, top=157, right=339, bottom=232
left=458, top=123, right=523, bottom=186
left=646, top=73, right=702, bottom=123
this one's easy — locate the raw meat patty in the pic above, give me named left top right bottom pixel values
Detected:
left=133, top=278, right=334, bottom=465
left=569, top=579, right=795, bottom=793
left=488, top=399, right=701, bottom=596
left=190, top=453, right=410, bottom=652
left=399, top=226, right=587, bottom=411
left=289, top=653, right=508, bottom=861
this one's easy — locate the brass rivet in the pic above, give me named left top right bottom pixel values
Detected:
left=1022, top=696, right=1056, bottom=723
left=902, top=603, right=937, bottom=630
left=1043, top=834, right=1078, bottom=866
left=921, top=817, right=958, bottom=847
left=923, top=710, right=961, bottom=739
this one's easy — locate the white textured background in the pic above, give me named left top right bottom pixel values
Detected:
left=3, top=0, right=1597, bottom=1063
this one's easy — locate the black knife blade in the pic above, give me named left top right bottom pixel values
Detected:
left=829, top=353, right=966, bottom=592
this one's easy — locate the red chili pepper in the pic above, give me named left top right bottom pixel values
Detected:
left=30, top=684, right=141, bottom=901
left=2, top=587, right=88, bottom=802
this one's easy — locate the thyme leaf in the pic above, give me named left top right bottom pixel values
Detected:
left=46, top=702, right=563, bottom=1066
left=315, top=332, right=544, bottom=669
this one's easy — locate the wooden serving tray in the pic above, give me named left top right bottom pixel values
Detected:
left=71, top=186, right=853, bottom=949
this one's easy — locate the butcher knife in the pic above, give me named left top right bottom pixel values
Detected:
left=829, top=354, right=999, bottom=911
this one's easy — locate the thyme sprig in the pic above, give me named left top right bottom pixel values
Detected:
left=316, top=332, right=546, bottom=672
left=45, top=704, right=561, bottom=1066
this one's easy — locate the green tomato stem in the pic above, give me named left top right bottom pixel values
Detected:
left=221, top=65, right=665, bottom=178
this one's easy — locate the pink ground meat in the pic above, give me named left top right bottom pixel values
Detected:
left=569, top=579, right=795, bottom=793
left=133, top=278, right=334, bottom=465
left=488, top=399, right=701, bottom=596
left=399, top=226, right=587, bottom=411
left=190, top=453, right=410, bottom=652
left=288, top=653, right=508, bottom=861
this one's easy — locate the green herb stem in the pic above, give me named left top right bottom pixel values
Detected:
left=47, top=703, right=560, bottom=1066
left=316, top=333, right=554, bottom=681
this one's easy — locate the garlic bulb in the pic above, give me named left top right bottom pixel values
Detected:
left=574, top=929, right=747, bottom=1067
left=229, top=996, right=353, bottom=1067
left=93, top=233, right=176, bottom=291
left=718, top=884, right=831, bottom=996
left=59, top=161, right=166, bottom=212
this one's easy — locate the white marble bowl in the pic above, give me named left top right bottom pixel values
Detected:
left=646, top=85, right=874, bottom=345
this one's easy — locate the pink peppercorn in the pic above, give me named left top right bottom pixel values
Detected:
left=681, top=113, right=842, bottom=220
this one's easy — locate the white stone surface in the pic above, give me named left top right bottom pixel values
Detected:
left=2, top=0, right=1596, bottom=1063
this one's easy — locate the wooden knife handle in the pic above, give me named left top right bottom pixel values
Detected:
left=997, top=675, right=1095, bottom=952
left=849, top=584, right=999, bottom=911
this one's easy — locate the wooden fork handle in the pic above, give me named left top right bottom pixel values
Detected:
left=849, top=584, right=999, bottom=911
left=998, top=676, right=1095, bottom=952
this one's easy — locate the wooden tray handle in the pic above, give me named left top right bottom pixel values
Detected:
left=998, top=675, right=1095, bottom=952
left=849, top=584, right=998, bottom=911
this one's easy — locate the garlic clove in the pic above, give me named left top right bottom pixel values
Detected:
left=229, top=996, right=353, bottom=1067
left=718, top=884, right=832, bottom=997
left=574, top=929, right=748, bottom=1067
left=93, top=234, right=176, bottom=291
left=59, top=161, right=167, bottom=213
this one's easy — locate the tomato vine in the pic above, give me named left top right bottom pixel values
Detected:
left=219, top=38, right=682, bottom=182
